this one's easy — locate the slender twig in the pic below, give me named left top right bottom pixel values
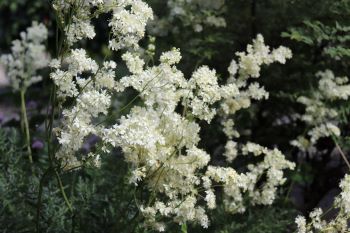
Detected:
left=20, top=89, right=33, bottom=163
left=331, top=135, right=350, bottom=170
left=36, top=168, right=52, bottom=233
left=55, top=169, right=73, bottom=213
left=335, top=142, right=350, bottom=170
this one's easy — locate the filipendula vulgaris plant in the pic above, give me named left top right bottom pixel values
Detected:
left=50, top=0, right=153, bottom=170
left=101, top=37, right=294, bottom=230
left=0, top=22, right=49, bottom=163
left=290, top=70, right=350, bottom=151
left=3, top=0, right=294, bottom=231
left=218, top=34, right=295, bottom=212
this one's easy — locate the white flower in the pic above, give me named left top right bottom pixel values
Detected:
left=109, top=0, right=153, bottom=51
left=308, top=123, right=340, bottom=144
left=159, top=48, right=182, bottom=65
left=292, top=69, right=349, bottom=149
left=228, top=59, right=238, bottom=76
left=224, top=140, right=238, bottom=162
left=338, top=174, right=350, bottom=213
left=317, top=70, right=350, bottom=100
left=66, top=49, right=98, bottom=74
left=66, top=16, right=96, bottom=44
left=52, top=49, right=116, bottom=169
left=1, top=22, right=49, bottom=91
left=187, top=66, right=222, bottom=122
left=242, top=146, right=295, bottom=205
left=271, top=46, right=293, bottom=64
left=247, top=83, right=269, bottom=100
left=295, top=216, right=306, bottom=233
left=50, top=70, right=78, bottom=98
left=205, top=189, right=216, bottom=209
left=242, top=142, right=267, bottom=156
left=290, top=136, right=310, bottom=151
left=195, top=207, right=209, bottom=228
left=309, top=208, right=325, bottom=230
left=130, top=167, right=146, bottom=185
left=236, top=34, right=292, bottom=79
left=122, top=52, right=145, bottom=74
left=95, top=61, right=117, bottom=89
left=222, top=119, right=239, bottom=139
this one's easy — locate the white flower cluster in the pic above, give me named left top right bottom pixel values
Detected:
left=318, top=69, right=350, bottom=100
left=0, top=0, right=297, bottom=230
left=101, top=36, right=294, bottom=230
left=118, top=48, right=240, bottom=122
left=51, top=49, right=117, bottom=169
left=53, top=0, right=102, bottom=45
left=103, top=50, right=212, bottom=229
left=109, top=0, right=153, bottom=51
left=50, top=1, right=293, bottom=230
left=337, top=174, right=350, bottom=214
left=0, top=22, right=48, bottom=91
left=224, top=140, right=238, bottom=163
left=227, top=143, right=295, bottom=211
left=295, top=174, right=350, bottom=233
left=291, top=70, right=350, bottom=150
left=220, top=34, right=292, bottom=169
left=117, top=48, right=187, bottom=114
left=148, top=0, right=226, bottom=35
left=206, top=143, right=295, bottom=214
left=186, top=65, right=239, bottom=122
left=53, top=0, right=153, bottom=50
left=244, top=146, right=295, bottom=205
left=213, top=35, right=294, bottom=215
left=121, top=51, right=145, bottom=75
left=51, top=0, right=153, bottom=169
left=220, top=34, right=292, bottom=117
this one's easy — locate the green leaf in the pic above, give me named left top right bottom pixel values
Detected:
left=281, top=29, right=314, bottom=45
left=324, top=46, right=350, bottom=58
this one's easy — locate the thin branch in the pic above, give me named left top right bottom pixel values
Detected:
left=55, top=169, right=73, bottom=213
left=335, top=142, right=350, bottom=170
left=20, top=89, right=33, bottom=163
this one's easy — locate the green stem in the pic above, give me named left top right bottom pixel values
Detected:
left=36, top=167, right=52, bottom=233
left=20, top=89, right=33, bottom=163
left=55, top=169, right=73, bottom=213
left=331, top=135, right=350, bottom=170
